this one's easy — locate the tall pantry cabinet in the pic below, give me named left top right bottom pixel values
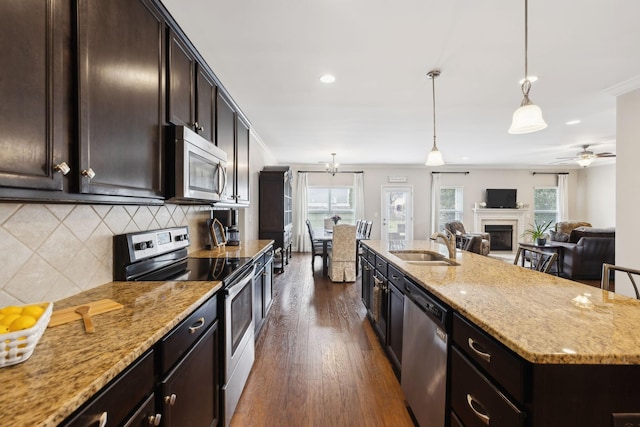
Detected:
left=259, top=166, right=293, bottom=270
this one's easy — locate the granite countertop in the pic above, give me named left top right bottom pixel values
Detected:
left=0, top=240, right=273, bottom=427
left=363, top=240, right=640, bottom=365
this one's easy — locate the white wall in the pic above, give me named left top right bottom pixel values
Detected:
left=615, top=88, right=640, bottom=297
left=575, top=164, right=616, bottom=227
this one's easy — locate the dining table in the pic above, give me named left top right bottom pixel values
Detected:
left=313, top=228, right=366, bottom=276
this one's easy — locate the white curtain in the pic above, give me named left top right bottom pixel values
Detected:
left=557, top=174, right=569, bottom=221
left=353, top=173, right=365, bottom=221
left=294, top=172, right=310, bottom=252
left=430, top=173, right=441, bottom=235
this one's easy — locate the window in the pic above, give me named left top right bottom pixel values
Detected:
left=439, top=187, right=463, bottom=231
left=534, top=187, right=558, bottom=226
left=307, top=186, right=355, bottom=229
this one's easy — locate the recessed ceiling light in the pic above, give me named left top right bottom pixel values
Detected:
left=565, top=119, right=581, bottom=125
left=518, top=75, right=538, bottom=84
left=320, top=74, right=336, bottom=84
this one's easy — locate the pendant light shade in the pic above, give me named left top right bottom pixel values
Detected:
left=509, top=0, right=547, bottom=134
left=425, top=69, right=444, bottom=166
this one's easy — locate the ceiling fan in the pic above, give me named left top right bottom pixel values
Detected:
left=555, top=144, right=616, bottom=167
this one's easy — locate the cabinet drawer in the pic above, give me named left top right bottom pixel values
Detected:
left=374, top=255, right=388, bottom=277
left=450, top=411, right=464, bottom=427
left=361, top=246, right=369, bottom=260
left=63, top=350, right=155, bottom=427
left=254, top=254, right=265, bottom=271
left=451, top=347, right=525, bottom=427
left=387, top=264, right=404, bottom=290
left=366, top=248, right=376, bottom=264
left=160, top=294, right=218, bottom=373
left=123, top=393, right=158, bottom=427
left=453, top=313, right=525, bottom=403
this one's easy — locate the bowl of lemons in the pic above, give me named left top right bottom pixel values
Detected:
left=0, top=302, right=53, bottom=367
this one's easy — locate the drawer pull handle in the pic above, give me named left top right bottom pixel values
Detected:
left=391, top=275, right=400, bottom=280
left=148, top=414, right=162, bottom=426
left=188, top=317, right=205, bottom=334
left=98, top=412, right=108, bottom=427
left=467, top=394, right=490, bottom=425
left=165, top=393, right=177, bottom=406
left=468, top=338, right=491, bottom=363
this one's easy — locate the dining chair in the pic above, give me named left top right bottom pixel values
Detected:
left=305, top=219, right=325, bottom=270
left=365, top=221, right=373, bottom=239
left=513, top=246, right=558, bottom=274
left=328, top=224, right=357, bottom=282
left=601, top=263, right=640, bottom=299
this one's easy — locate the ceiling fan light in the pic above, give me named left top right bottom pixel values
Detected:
left=425, top=145, right=444, bottom=166
left=576, top=157, right=593, bottom=167
left=508, top=103, right=547, bottom=134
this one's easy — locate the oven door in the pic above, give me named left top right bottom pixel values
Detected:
left=172, top=126, right=228, bottom=202
left=224, top=264, right=255, bottom=382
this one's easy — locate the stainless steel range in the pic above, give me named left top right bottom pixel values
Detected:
left=113, top=226, right=255, bottom=426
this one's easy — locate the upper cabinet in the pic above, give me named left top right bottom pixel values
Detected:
left=76, top=0, right=165, bottom=198
left=216, top=91, right=250, bottom=206
left=167, top=31, right=216, bottom=143
left=0, top=0, right=72, bottom=192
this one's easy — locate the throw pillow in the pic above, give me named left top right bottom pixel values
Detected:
left=549, top=230, right=569, bottom=242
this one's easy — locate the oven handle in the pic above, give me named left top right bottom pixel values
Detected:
left=225, top=264, right=256, bottom=299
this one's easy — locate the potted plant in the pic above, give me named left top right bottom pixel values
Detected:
left=523, top=220, right=552, bottom=246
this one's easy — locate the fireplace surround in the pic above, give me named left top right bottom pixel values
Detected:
left=473, top=208, right=529, bottom=252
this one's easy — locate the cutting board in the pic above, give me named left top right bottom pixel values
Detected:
left=48, top=299, right=124, bottom=328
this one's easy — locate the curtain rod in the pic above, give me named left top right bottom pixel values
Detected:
left=297, top=170, right=364, bottom=174
left=532, top=172, right=569, bottom=175
left=431, top=171, right=470, bottom=175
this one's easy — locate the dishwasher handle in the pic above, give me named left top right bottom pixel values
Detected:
left=404, top=282, right=448, bottom=327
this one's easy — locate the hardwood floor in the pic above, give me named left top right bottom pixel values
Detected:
left=231, top=253, right=414, bottom=427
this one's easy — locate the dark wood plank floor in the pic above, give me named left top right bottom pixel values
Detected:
left=231, top=253, right=414, bottom=427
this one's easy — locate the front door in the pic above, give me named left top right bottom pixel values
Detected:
left=381, top=186, right=413, bottom=241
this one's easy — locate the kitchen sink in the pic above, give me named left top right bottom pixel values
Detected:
left=389, top=250, right=459, bottom=266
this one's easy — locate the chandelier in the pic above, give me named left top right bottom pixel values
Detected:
left=326, top=153, right=339, bottom=175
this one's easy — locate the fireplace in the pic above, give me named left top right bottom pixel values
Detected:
left=473, top=208, right=528, bottom=253
left=485, top=224, right=513, bottom=251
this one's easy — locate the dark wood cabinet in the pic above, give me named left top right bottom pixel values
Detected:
left=387, top=279, right=404, bottom=376
left=62, top=350, right=157, bottom=427
left=235, top=116, right=251, bottom=204
left=0, top=0, right=72, bottom=192
left=253, top=249, right=274, bottom=338
left=161, top=321, right=219, bottom=427
left=76, top=0, right=165, bottom=198
left=167, top=30, right=216, bottom=143
left=259, top=166, right=293, bottom=263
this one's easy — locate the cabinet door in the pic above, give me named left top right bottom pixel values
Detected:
left=253, top=268, right=264, bottom=336
left=77, top=0, right=165, bottom=198
left=361, top=259, right=372, bottom=310
left=235, top=116, right=250, bottom=204
left=263, top=257, right=273, bottom=316
left=0, top=0, right=71, bottom=191
left=161, top=322, right=220, bottom=427
left=216, top=91, right=236, bottom=202
left=387, top=281, right=404, bottom=375
left=195, top=64, right=216, bottom=143
left=167, top=30, right=195, bottom=129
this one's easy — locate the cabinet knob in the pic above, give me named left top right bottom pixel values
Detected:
left=53, top=161, right=71, bottom=175
left=164, top=393, right=177, bottom=406
left=98, top=411, right=108, bottom=427
left=192, top=121, right=204, bottom=132
left=81, top=168, right=96, bottom=179
left=148, top=414, right=162, bottom=426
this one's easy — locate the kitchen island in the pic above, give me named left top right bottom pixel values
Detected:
left=0, top=240, right=273, bottom=427
left=362, top=239, right=640, bottom=426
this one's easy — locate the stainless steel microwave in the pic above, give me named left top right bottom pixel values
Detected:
left=166, top=126, right=227, bottom=203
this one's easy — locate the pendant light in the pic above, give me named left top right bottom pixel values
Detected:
left=326, top=153, right=339, bottom=175
left=508, top=0, right=547, bottom=134
left=425, top=70, right=444, bottom=166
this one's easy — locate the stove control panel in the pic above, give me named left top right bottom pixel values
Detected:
left=115, top=226, right=190, bottom=263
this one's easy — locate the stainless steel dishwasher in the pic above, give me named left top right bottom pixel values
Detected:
left=401, top=279, right=449, bottom=427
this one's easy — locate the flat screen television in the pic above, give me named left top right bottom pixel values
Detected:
left=485, top=189, right=517, bottom=208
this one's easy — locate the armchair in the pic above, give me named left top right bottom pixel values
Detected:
left=444, top=221, right=490, bottom=256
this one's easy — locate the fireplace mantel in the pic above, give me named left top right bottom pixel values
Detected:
left=473, top=208, right=531, bottom=251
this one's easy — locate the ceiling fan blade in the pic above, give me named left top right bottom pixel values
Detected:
left=595, top=153, right=616, bottom=158
left=555, top=156, right=578, bottom=160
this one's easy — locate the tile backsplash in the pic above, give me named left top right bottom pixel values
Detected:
left=0, top=203, right=212, bottom=306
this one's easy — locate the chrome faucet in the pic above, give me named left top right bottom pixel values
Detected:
left=430, top=231, right=456, bottom=259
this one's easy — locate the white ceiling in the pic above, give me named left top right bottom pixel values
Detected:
left=162, top=0, right=640, bottom=168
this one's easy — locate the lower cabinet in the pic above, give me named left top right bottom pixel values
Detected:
left=386, top=278, right=404, bottom=375
left=61, top=294, right=220, bottom=427
left=161, top=322, right=219, bottom=427
left=254, top=249, right=274, bottom=338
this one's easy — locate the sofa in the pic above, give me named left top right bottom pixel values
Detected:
left=549, top=226, right=615, bottom=280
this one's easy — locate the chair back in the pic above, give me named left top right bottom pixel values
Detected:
left=445, top=221, right=466, bottom=236
left=306, top=219, right=316, bottom=240
left=514, top=246, right=558, bottom=274
left=331, top=224, right=357, bottom=262
left=602, top=263, right=640, bottom=299
left=363, top=221, right=373, bottom=239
